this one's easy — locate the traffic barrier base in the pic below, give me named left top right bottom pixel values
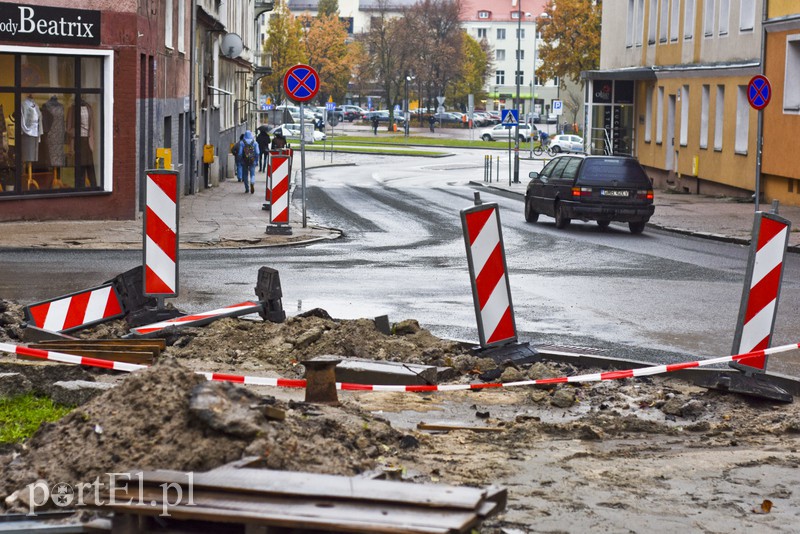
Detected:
left=472, top=340, right=539, bottom=366
left=254, top=266, right=286, bottom=323
left=697, top=370, right=792, bottom=403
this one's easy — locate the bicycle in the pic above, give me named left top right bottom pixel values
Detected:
left=533, top=138, right=555, bottom=157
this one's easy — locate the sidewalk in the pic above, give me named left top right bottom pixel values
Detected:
left=0, top=150, right=799, bottom=251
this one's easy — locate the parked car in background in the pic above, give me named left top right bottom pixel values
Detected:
left=334, top=105, right=366, bottom=122
left=276, top=105, right=315, bottom=122
left=486, top=111, right=502, bottom=124
left=549, top=134, right=585, bottom=153
left=480, top=123, right=534, bottom=141
left=363, top=110, right=406, bottom=125
left=433, top=112, right=463, bottom=125
left=269, top=123, right=326, bottom=143
left=546, top=113, right=558, bottom=124
left=524, top=155, right=654, bottom=234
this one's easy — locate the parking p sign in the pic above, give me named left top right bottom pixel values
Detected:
left=553, top=100, right=563, bottom=116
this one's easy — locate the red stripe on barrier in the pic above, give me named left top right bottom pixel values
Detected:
left=665, top=361, right=700, bottom=372
left=487, top=307, right=515, bottom=344
left=274, top=208, right=289, bottom=222
left=468, top=382, right=504, bottom=389
left=145, top=266, right=174, bottom=295
left=405, top=385, right=440, bottom=392
left=757, top=217, right=786, bottom=250
left=744, top=264, right=781, bottom=323
left=149, top=172, right=178, bottom=203
left=145, top=206, right=178, bottom=262
left=104, top=291, right=123, bottom=317
left=737, top=346, right=768, bottom=368
left=600, top=369, right=635, bottom=380
left=534, top=377, right=569, bottom=384
left=63, top=292, right=91, bottom=331
left=475, top=244, right=504, bottom=309
left=212, top=373, right=245, bottom=383
left=340, top=383, right=375, bottom=391
left=465, top=208, right=493, bottom=246
left=276, top=379, right=307, bottom=388
left=28, top=302, right=50, bottom=329
left=272, top=176, right=288, bottom=198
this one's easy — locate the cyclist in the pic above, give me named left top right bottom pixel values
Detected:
left=538, top=130, right=549, bottom=148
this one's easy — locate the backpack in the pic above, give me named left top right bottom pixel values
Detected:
left=241, top=141, right=257, bottom=167
left=231, top=141, right=240, bottom=157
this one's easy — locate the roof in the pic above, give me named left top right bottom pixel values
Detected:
left=461, top=0, right=549, bottom=23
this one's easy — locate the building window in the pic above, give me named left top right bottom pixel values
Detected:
left=684, top=0, right=695, bottom=39
left=660, top=0, right=669, bottom=42
left=645, top=86, right=653, bottom=142
left=680, top=85, right=689, bottom=146
left=497, top=28, right=506, bottom=39
left=516, top=71, right=524, bottom=85
left=496, top=49, right=505, bottom=61
left=714, top=85, right=725, bottom=150
left=704, top=0, right=715, bottom=37
left=0, top=52, right=108, bottom=197
left=178, top=0, right=185, bottom=53
left=478, top=10, right=490, bottom=19
left=635, top=0, right=645, bottom=46
left=740, top=0, right=755, bottom=31
left=648, top=0, right=658, bottom=44
left=511, top=11, right=520, bottom=19
left=553, top=76, right=559, bottom=87
left=517, top=29, right=525, bottom=39
left=670, top=0, right=680, bottom=41
left=700, top=84, right=710, bottom=148
left=515, top=49, right=525, bottom=60
left=735, top=85, right=749, bottom=154
left=719, top=0, right=730, bottom=35
left=496, top=70, right=505, bottom=85
left=656, top=86, right=664, bottom=143
left=477, top=28, right=487, bottom=38
left=165, top=0, right=173, bottom=49
left=784, top=35, right=800, bottom=112
left=534, top=76, right=542, bottom=86
left=627, top=0, right=635, bottom=47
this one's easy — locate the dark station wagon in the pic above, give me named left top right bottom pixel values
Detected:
left=524, top=155, right=655, bottom=234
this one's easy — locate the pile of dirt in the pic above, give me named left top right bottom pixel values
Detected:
left=0, top=300, right=25, bottom=342
left=0, top=359, right=404, bottom=513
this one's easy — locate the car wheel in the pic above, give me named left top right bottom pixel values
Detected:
left=482, top=134, right=493, bottom=142
left=629, top=221, right=646, bottom=234
left=550, top=145, right=562, bottom=153
left=524, top=198, right=540, bottom=223
left=554, top=202, right=570, bottom=229
left=518, top=135, right=526, bottom=141
left=597, top=220, right=611, bottom=229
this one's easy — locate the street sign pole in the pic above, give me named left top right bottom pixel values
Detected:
left=747, top=75, right=771, bottom=212
left=300, top=102, right=307, bottom=227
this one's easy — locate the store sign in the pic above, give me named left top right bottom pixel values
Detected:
left=0, top=3, right=101, bottom=46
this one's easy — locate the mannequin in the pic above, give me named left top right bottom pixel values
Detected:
left=67, top=98, right=97, bottom=188
left=20, top=94, right=42, bottom=190
left=41, top=96, right=65, bottom=188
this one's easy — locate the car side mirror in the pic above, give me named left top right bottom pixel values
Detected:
left=528, top=171, right=539, bottom=180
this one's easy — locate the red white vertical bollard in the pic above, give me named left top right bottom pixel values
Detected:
left=267, top=149, right=292, bottom=234
left=461, top=200, right=517, bottom=347
left=732, top=211, right=791, bottom=371
left=144, top=170, right=179, bottom=302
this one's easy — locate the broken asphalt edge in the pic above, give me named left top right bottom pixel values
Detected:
left=469, top=180, right=800, bottom=255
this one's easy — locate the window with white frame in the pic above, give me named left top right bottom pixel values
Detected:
left=680, top=85, right=689, bottom=146
left=735, top=85, right=749, bottom=153
left=645, top=86, right=653, bottom=142
left=656, top=86, right=664, bottom=143
left=165, top=0, right=173, bottom=49
left=496, top=49, right=506, bottom=61
left=684, top=0, right=695, bottom=39
left=497, top=28, right=506, bottom=39
left=511, top=11, right=520, bottom=19
left=670, top=0, right=680, bottom=41
left=740, top=0, right=755, bottom=31
left=178, top=0, right=185, bottom=53
left=784, top=35, right=800, bottom=111
left=478, top=11, right=490, bottom=19
left=719, top=0, right=730, bottom=35
left=635, top=0, right=645, bottom=46
left=477, top=28, right=487, bottom=38
left=516, top=70, right=524, bottom=85
left=648, top=0, right=658, bottom=44
left=496, top=70, right=505, bottom=85
left=704, top=0, right=715, bottom=37
left=534, top=76, right=542, bottom=86
left=517, top=28, right=525, bottom=39
left=627, top=0, right=635, bottom=47
left=660, top=0, right=669, bottom=42
left=516, top=49, right=525, bottom=60
left=714, top=85, right=725, bottom=150
left=700, top=85, right=709, bottom=148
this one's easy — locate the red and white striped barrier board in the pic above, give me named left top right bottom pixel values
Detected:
left=129, top=301, right=264, bottom=337
left=24, top=285, right=125, bottom=333
left=144, top=170, right=179, bottom=297
left=2, top=340, right=797, bottom=392
left=268, top=150, right=292, bottom=225
left=732, top=212, right=791, bottom=371
left=461, top=202, right=517, bottom=348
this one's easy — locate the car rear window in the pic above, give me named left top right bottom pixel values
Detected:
left=577, top=158, right=650, bottom=186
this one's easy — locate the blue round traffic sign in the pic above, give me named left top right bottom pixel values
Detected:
left=283, top=64, right=320, bottom=103
left=747, top=75, right=771, bottom=110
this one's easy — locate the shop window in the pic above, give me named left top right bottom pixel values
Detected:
left=680, top=85, right=689, bottom=146
left=735, top=85, right=748, bottom=154
left=714, top=85, right=724, bottom=150
left=784, top=36, right=800, bottom=112
left=700, top=84, right=709, bottom=148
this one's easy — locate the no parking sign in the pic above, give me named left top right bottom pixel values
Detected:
left=283, top=64, right=320, bottom=103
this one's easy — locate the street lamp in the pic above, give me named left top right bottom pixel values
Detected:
left=513, top=7, right=529, bottom=183
left=405, top=74, right=415, bottom=137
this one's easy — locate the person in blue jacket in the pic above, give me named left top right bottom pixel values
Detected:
left=238, top=130, right=260, bottom=194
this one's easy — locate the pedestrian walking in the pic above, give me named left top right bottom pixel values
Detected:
left=231, top=134, right=244, bottom=182
left=428, top=115, right=435, bottom=133
left=238, top=130, right=260, bottom=194
left=372, top=116, right=379, bottom=135
left=256, top=126, right=270, bottom=173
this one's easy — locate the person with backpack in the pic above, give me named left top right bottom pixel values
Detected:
left=238, top=130, right=260, bottom=194
left=231, top=134, right=244, bottom=182
left=256, top=126, right=270, bottom=173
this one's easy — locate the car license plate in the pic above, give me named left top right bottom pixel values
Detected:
left=601, top=189, right=629, bottom=197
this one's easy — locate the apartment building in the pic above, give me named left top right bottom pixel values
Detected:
left=585, top=0, right=762, bottom=197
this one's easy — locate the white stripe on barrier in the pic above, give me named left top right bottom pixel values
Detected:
left=481, top=274, right=509, bottom=337
left=751, top=228, right=786, bottom=287
left=471, top=217, right=498, bottom=274
left=145, top=235, right=177, bottom=292
left=147, top=179, right=177, bottom=231
left=740, top=299, right=777, bottom=353
left=85, top=286, right=112, bottom=324
left=43, top=298, right=71, bottom=332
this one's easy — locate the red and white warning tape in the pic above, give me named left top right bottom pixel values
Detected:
left=1, top=341, right=798, bottom=392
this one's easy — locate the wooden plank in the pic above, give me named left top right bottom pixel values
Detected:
left=417, top=422, right=504, bottom=433
left=30, top=344, right=160, bottom=360
left=136, top=469, right=486, bottom=511
left=36, top=339, right=166, bottom=351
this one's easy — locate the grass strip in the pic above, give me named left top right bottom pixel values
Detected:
left=0, top=394, right=73, bottom=444
left=304, top=145, right=448, bottom=157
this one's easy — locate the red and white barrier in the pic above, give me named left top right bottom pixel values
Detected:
left=24, top=285, right=125, bottom=333
left=461, top=202, right=516, bottom=348
left=129, top=301, right=264, bottom=337
left=268, top=150, right=292, bottom=225
left=732, top=212, right=791, bottom=370
left=2, top=340, right=797, bottom=392
left=144, top=170, right=179, bottom=297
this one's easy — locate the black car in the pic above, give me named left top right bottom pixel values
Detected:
left=524, top=155, right=654, bottom=234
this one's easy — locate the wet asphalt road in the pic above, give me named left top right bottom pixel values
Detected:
left=1, top=150, right=799, bottom=375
